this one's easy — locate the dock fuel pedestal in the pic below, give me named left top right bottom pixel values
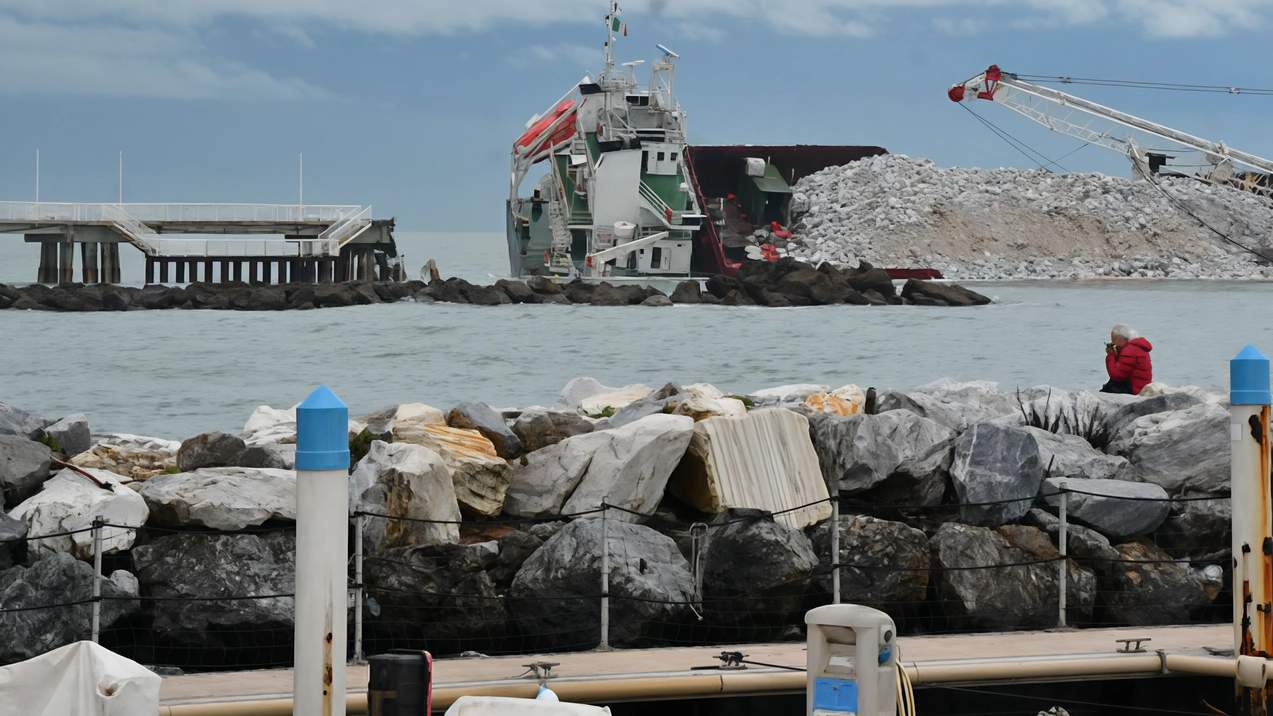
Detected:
left=806, top=605, right=898, bottom=716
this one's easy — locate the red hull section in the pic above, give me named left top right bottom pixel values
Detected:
left=885, top=268, right=945, bottom=280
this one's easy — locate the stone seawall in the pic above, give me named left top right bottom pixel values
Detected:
left=0, top=377, right=1228, bottom=669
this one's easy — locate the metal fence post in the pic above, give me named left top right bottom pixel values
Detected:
left=354, top=513, right=364, bottom=664
left=599, top=501, right=610, bottom=651
left=830, top=492, right=841, bottom=605
left=91, top=517, right=103, bottom=644
left=1058, top=483, right=1068, bottom=629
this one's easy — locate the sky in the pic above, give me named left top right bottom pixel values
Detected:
left=1, top=0, right=1272, bottom=231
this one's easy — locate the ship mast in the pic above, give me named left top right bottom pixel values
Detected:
left=604, top=0, right=618, bottom=75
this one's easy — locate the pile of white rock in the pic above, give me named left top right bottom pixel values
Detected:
left=787, top=153, right=1273, bottom=280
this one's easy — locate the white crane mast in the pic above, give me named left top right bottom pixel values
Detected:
left=949, top=65, right=1273, bottom=197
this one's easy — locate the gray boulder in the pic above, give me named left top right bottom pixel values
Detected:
left=1025, top=427, right=1131, bottom=481
left=504, top=430, right=613, bottom=518
left=553, top=377, right=613, bottom=412
left=447, top=402, right=523, bottom=459
left=1041, top=478, right=1169, bottom=541
left=490, top=530, right=546, bottom=587
left=561, top=414, right=695, bottom=522
left=1159, top=493, right=1230, bottom=557
left=1022, top=508, right=1121, bottom=561
left=240, top=443, right=296, bottom=470
left=1107, top=404, right=1229, bottom=494
left=950, top=424, right=1044, bottom=527
left=0, top=552, right=140, bottom=663
left=131, top=532, right=295, bottom=650
left=875, top=389, right=982, bottom=432
left=1096, top=541, right=1212, bottom=625
left=39, top=414, right=91, bottom=456
left=138, top=467, right=296, bottom=531
left=809, top=411, right=954, bottom=494
left=511, top=410, right=595, bottom=453
left=701, top=510, right=818, bottom=638
left=0, top=510, right=27, bottom=569
left=810, top=515, right=929, bottom=617
left=364, top=541, right=507, bottom=649
left=1104, top=393, right=1204, bottom=444
left=176, top=431, right=248, bottom=472
left=349, top=441, right=460, bottom=553
left=868, top=438, right=953, bottom=507
left=932, top=522, right=1091, bottom=630
left=510, top=518, right=694, bottom=649
left=0, top=402, right=49, bottom=439
left=996, top=524, right=1097, bottom=624
left=0, top=434, right=52, bottom=508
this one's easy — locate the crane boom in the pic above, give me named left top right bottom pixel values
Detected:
left=949, top=65, right=1273, bottom=195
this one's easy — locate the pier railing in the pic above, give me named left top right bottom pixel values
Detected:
left=0, top=202, right=361, bottom=225
left=0, top=487, right=1229, bottom=672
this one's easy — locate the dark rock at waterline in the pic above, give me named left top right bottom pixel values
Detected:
left=0, top=552, right=141, bottom=663
left=901, top=279, right=991, bottom=307
left=526, top=275, right=564, bottom=295
left=495, top=278, right=543, bottom=304
left=701, top=509, right=817, bottom=639
left=670, top=281, right=702, bottom=304
left=132, top=531, right=295, bottom=652
left=510, top=518, right=693, bottom=649
left=562, top=281, right=595, bottom=304
left=0, top=511, right=28, bottom=569
left=0, top=434, right=53, bottom=508
left=364, top=541, right=507, bottom=649
left=176, top=431, right=248, bottom=472
left=511, top=410, right=594, bottom=453
left=447, top=402, right=522, bottom=459
left=0, top=403, right=50, bottom=440
left=589, top=281, right=630, bottom=306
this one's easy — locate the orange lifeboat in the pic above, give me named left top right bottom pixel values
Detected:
left=516, top=100, right=578, bottom=155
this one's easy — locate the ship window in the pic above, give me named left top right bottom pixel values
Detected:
left=651, top=247, right=663, bottom=269
left=641, top=151, right=649, bottom=172
left=657, top=151, right=666, bottom=161
left=670, top=152, right=678, bottom=162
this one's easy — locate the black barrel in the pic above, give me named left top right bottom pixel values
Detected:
left=368, top=650, right=432, bottom=716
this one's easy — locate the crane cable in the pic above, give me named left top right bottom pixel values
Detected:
left=1016, top=74, right=1273, bottom=96
left=1143, top=173, right=1271, bottom=263
left=957, top=104, right=1067, bottom=173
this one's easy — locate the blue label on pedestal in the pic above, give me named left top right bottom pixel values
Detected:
left=814, top=677, right=858, bottom=713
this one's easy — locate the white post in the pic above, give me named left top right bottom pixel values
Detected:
left=119, top=152, right=123, bottom=204
left=91, top=517, right=103, bottom=643
left=830, top=494, right=841, bottom=605
left=1230, top=345, right=1273, bottom=716
left=35, top=148, right=39, bottom=205
left=299, top=153, right=304, bottom=208
left=354, top=513, right=364, bottom=664
left=294, top=385, right=350, bottom=716
left=1058, top=484, right=1068, bottom=629
left=599, top=501, right=610, bottom=651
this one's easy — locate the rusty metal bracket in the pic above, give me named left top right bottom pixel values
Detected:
left=1116, top=637, right=1151, bottom=653
left=520, top=661, right=560, bottom=682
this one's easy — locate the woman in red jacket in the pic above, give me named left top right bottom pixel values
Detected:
left=1102, top=324, right=1153, bottom=394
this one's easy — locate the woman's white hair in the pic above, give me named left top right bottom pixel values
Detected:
left=1111, top=324, right=1139, bottom=340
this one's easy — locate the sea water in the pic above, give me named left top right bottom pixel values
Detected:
left=1, top=232, right=1271, bottom=439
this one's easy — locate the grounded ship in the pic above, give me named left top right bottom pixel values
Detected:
left=505, top=2, right=890, bottom=282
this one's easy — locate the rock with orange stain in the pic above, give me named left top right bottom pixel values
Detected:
left=396, top=424, right=511, bottom=517
left=349, top=440, right=460, bottom=553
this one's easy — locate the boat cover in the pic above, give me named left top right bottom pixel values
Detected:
left=0, top=641, right=160, bottom=716
left=446, top=695, right=612, bottom=716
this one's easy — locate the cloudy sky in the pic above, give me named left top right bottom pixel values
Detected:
left=0, top=0, right=1270, bottom=230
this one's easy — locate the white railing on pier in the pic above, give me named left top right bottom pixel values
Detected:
left=0, top=202, right=361, bottom=225
left=311, top=206, right=373, bottom=256
left=147, top=238, right=309, bottom=258
left=101, top=204, right=161, bottom=254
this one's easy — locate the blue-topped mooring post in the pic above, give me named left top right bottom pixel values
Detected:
left=1230, top=346, right=1273, bottom=716
left=294, top=385, right=350, bottom=716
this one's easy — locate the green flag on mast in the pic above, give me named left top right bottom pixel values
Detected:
left=611, top=15, right=621, bottom=32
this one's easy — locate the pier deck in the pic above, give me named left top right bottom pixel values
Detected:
left=157, top=624, right=1233, bottom=714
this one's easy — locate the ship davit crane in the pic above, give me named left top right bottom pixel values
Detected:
left=949, top=65, right=1273, bottom=201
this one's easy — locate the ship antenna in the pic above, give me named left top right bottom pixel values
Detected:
left=604, top=0, right=617, bottom=74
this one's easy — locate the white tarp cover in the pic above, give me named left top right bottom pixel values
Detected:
left=0, top=641, right=160, bottom=716
left=446, top=695, right=611, bottom=716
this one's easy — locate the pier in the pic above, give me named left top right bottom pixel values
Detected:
left=155, top=624, right=1233, bottom=714
left=0, top=202, right=401, bottom=285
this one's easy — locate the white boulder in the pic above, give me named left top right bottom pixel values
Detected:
left=138, top=467, right=295, bottom=531
left=10, top=468, right=148, bottom=560
left=349, top=441, right=460, bottom=551
left=562, top=414, right=695, bottom=521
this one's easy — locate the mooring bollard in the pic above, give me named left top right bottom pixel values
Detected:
left=294, top=385, right=351, bottom=716
left=1230, top=345, right=1273, bottom=716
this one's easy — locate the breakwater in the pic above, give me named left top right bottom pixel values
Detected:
left=0, top=258, right=990, bottom=312
left=0, top=377, right=1230, bottom=671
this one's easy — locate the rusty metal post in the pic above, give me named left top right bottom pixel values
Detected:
left=1231, top=345, right=1273, bottom=716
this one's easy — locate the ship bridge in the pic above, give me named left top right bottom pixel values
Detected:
left=0, top=202, right=398, bottom=284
